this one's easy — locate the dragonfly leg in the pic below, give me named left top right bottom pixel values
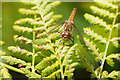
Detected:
left=69, top=37, right=74, bottom=45
left=72, top=37, right=74, bottom=44
left=59, top=39, right=65, bottom=47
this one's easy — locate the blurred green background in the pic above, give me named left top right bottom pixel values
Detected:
left=1, top=2, right=96, bottom=78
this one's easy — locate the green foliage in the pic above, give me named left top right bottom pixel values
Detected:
left=34, top=44, right=79, bottom=78
left=84, top=13, right=111, bottom=30
left=0, top=0, right=64, bottom=79
left=0, top=22, right=11, bottom=79
left=90, top=6, right=115, bottom=19
left=35, top=54, right=56, bottom=72
left=1, top=0, right=119, bottom=79
left=0, top=67, right=12, bottom=79
left=0, top=51, right=6, bottom=56
left=0, top=41, right=5, bottom=45
left=84, top=0, right=120, bottom=79
left=14, top=35, right=32, bottom=44
left=1, top=0, right=79, bottom=79
left=101, top=70, right=118, bottom=78
left=8, top=46, right=32, bottom=56
left=83, top=28, right=107, bottom=43
left=21, top=68, right=41, bottom=78
left=1, top=56, right=27, bottom=66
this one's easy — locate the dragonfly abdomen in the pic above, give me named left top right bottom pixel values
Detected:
left=68, top=8, right=77, bottom=21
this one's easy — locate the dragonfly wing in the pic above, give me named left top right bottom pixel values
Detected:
left=41, top=22, right=65, bottom=38
left=72, top=24, right=99, bottom=69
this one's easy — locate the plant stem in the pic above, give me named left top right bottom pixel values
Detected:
left=98, top=6, right=118, bottom=78
left=0, top=62, right=24, bottom=74
left=60, top=54, right=64, bottom=78
left=32, top=15, right=37, bottom=73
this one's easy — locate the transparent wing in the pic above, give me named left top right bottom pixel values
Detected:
left=72, top=24, right=100, bottom=70
left=40, top=22, right=65, bottom=38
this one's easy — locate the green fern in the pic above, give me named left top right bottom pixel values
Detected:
left=0, top=19, right=10, bottom=79
left=1, top=0, right=79, bottom=79
left=1, top=0, right=119, bottom=79
left=84, top=0, right=120, bottom=78
left=0, top=0, right=63, bottom=78
left=0, top=67, right=12, bottom=79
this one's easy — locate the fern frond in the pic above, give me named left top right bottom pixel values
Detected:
left=42, top=61, right=59, bottom=77
left=45, top=18, right=54, bottom=27
left=53, top=15, right=63, bottom=21
left=14, top=18, right=34, bottom=25
left=14, top=35, right=32, bottom=44
left=0, top=51, right=6, bottom=56
left=114, top=23, right=120, bottom=28
left=84, top=28, right=107, bottom=43
left=49, top=1, right=61, bottom=8
left=106, top=53, right=120, bottom=67
left=19, top=8, right=39, bottom=15
left=107, top=71, right=118, bottom=78
left=33, top=38, right=50, bottom=45
left=33, top=27, right=45, bottom=32
left=8, top=46, right=32, bottom=56
left=33, top=43, right=54, bottom=53
left=64, top=62, right=79, bottom=78
left=48, top=33, right=60, bottom=40
left=84, top=0, right=119, bottom=78
left=94, top=0, right=118, bottom=10
left=43, top=12, right=54, bottom=22
left=21, top=68, right=41, bottom=78
left=110, top=37, right=120, bottom=48
left=36, top=49, right=53, bottom=60
left=63, top=44, right=77, bottom=63
left=90, top=6, right=115, bottom=18
left=1, top=0, right=63, bottom=79
left=84, top=38, right=99, bottom=58
left=0, top=67, right=12, bottom=78
left=13, top=25, right=33, bottom=33
left=101, top=70, right=109, bottom=78
left=39, top=0, right=49, bottom=12
left=45, top=69, right=61, bottom=78
left=63, top=44, right=78, bottom=78
left=61, top=46, right=70, bottom=54
left=98, top=52, right=104, bottom=60
left=32, top=21, right=44, bottom=26
left=14, top=18, right=44, bottom=26
left=84, top=13, right=111, bottom=30
left=35, top=54, right=56, bottom=72
left=42, top=1, right=61, bottom=16
left=102, top=70, right=118, bottom=78
left=1, top=56, right=27, bottom=66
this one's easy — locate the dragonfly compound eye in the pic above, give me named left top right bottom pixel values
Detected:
left=65, top=32, right=71, bottom=38
left=61, top=32, right=65, bottom=37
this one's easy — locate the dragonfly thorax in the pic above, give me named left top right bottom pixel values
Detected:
left=64, top=20, right=73, bottom=32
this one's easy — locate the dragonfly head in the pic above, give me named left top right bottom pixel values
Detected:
left=61, top=31, right=71, bottom=41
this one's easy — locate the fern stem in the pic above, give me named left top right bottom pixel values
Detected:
left=98, top=6, right=118, bottom=78
left=0, top=62, right=24, bottom=74
left=45, top=69, right=61, bottom=78
left=32, top=15, right=37, bottom=73
left=60, top=54, right=64, bottom=78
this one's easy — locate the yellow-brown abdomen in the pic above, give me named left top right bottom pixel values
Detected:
left=68, top=8, right=77, bottom=21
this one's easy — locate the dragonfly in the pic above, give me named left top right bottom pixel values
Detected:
left=41, top=8, right=100, bottom=69
left=41, top=8, right=85, bottom=46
